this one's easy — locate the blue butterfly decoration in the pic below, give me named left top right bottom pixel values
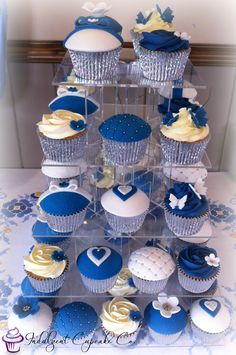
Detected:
left=189, top=107, right=208, bottom=128
left=136, top=11, right=152, bottom=25
left=162, top=112, right=178, bottom=126
left=156, top=4, right=174, bottom=23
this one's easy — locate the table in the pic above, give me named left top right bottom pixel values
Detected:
left=0, top=170, right=235, bottom=355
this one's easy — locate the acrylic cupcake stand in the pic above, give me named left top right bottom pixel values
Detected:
left=28, top=54, right=225, bottom=349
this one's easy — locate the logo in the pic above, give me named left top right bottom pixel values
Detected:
left=2, top=327, right=24, bottom=353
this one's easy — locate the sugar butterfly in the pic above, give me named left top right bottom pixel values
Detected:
left=189, top=178, right=207, bottom=200
left=169, top=194, right=187, bottom=210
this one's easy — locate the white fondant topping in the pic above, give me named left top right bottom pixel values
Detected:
left=163, top=162, right=208, bottom=184
left=8, top=302, right=53, bottom=337
left=87, top=247, right=111, bottom=267
left=65, top=29, right=121, bottom=52
left=128, top=247, right=175, bottom=281
left=178, top=236, right=209, bottom=244
left=190, top=299, right=231, bottom=333
left=42, top=158, right=87, bottom=178
left=101, top=186, right=149, bottom=217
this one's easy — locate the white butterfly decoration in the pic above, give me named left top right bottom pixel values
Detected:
left=189, top=178, right=207, bottom=199
left=169, top=194, right=187, bottom=210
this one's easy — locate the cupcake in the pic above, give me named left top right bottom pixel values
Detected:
left=2, top=328, right=24, bottom=353
left=108, top=268, right=138, bottom=297
left=37, top=110, right=87, bottom=162
left=8, top=296, right=53, bottom=337
left=99, top=114, right=151, bottom=165
left=163, top=163, right=208, bottom=187
left=160, top=107, right=210, bottom=165
left=158, top=97, right=201, bottom=116
left=137, top=5, right=190, bottom=81
left=177, top=245, right=220, bottom=293
left=101, top=184, right=149, bottom=233
left=38, top=179, right=92, bottom=233
left=128, top=247, right=176, bottom=294
left=100, top=297, right=142, bottom=346
left=163, top=182, right=209, bottom=236
left=90, top=166, right=115, bottom=200
left=32, top=214, right=71, bottom=250
left=144, top=293, right=188, bottom=344
left=21, top=277, right=59, bottom=307
left=77, top=246, right=122, bottom=293
left=24, top=244, right=69, bottom=293
left=41, top=158, right=87, bottom=185
left=131, top=4, right=174, bottom=57
left=190, top=298, right=231, bottom=343
left=63, top=3, right=123, bottom=80
left=54, top=302, right=98, bottom=343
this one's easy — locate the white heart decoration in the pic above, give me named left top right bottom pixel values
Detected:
left=87, top=247, right=111, bottom=267
left=117, top=185, right=132, bottom=195
left=204, top=300, right=218, bottom=312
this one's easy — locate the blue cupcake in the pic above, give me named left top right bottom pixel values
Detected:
left=144, top=293, right=188, bottom=344
left=99, top=114, right=151, bottom=165
left=54, top=302, right=98, bottom=343
left=177, top=245, right=220, bottom=293
left=163, top=182, right=209, bottom=236
left=38, top=180, right=92, bottom=233
left=77, top=246, right=122, bottom=293
left=21, top=277, right=58, bottom=307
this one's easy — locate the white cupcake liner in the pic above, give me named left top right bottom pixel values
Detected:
left=164, top=207, right=209, bottom=236
left=190, top=320, right=227, bottom=343
left=132, top=274, right=168, bottom=294
left=148, top=327, right=183, bottom=345
left=139, top=47, right=191, bottom=81
left=130, top=30, right=143, bottom=57
left=102, top=324, right=141, bottom=347
left=160, top=132, right=210, bottom=165
left=68, top=47, right=122, bottom=80
left=104, top=210, right=148, bottom=234
left=102, top=137, right=149, bottom=165
left=80, top=273, right=118, bottom=293
left=37, top=130, right=87, bottom=162
left=42, top=208, right=88, bottom=233
left=177, top=265, right=220, bottom=294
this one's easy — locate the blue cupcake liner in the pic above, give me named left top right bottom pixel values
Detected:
left=190, top=321, right=228, bottom=343
left=164, top=207, right=209, bottom=236
left=102, top=323, right=141, bottom=347
left=148, top=327, right=183, bottom=345
left=160, top=132, right=210, bottom=165
left=131, top=274, right=168, bottom=294
left=104, top=210, right=148, bottom=234
left=139, top=47, right=191, bottom=81
left=43, top=208, right=88, bottom=233
left=69, top=47, right=122, bottom=80
left=80, top=273, right=119, bottom=294
left=37, top=129, right=87, bottom=162
left=102, top=137, right=149, bottom=165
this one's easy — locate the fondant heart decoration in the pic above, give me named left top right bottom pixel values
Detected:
left=112, top=185, right=137, bottom=202
left=87, top=247, right=111, bottom=267
left=199, top=299, right=221, bottom=318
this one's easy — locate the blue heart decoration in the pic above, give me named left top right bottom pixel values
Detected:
left=92, top=248, right=106, bottom=260
left=87, top=247, right=111, bottom=267
left=112, top=185, right=137, bottom=201
left=199, top=299, right=221, bottom=317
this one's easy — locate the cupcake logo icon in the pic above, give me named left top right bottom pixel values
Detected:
left=2, top=327, right=24, bottom=353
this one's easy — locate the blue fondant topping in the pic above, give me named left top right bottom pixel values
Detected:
left=70, top=119, right=87, bottom=132
left=77, top=246, right=122, bottom=280
left=49, top=95, right=99, bottom=117
left=13, top=296, right=40, bottom=319
left=144, top=302, right=187, bottom=334
left=54, top=302, right=98, bottom=339
left=178, top=245, right=219, bottom=278
left=136, top=11, right=152, bottom=25
left=39, top=192, right=90, bottom=216
left=140, top=30, right=189, bottom=52
left=156, top=4, right=174, bottom=23
left=164, top=182, right=209, bottom=217
left=112, top=185, right=137, bottom=201
left=158, top=98, right=201, bottom=115
left=75, top=15, right=122, bottom=34
left=199, top=299, right=221, bottom=317
left=99, top=114, right=151, bottom=142
left=21, top=277, right=58, bottom=298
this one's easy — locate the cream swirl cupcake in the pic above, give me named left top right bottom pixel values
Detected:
left=24, top=244, right=69, bottom=293
left=100, top=297, right=142, bottom=346
left=108, top=268, right=137, bottom=297
left=160, top=107, right=210, bottom=164
left=37, top=109, right=87, bottom=162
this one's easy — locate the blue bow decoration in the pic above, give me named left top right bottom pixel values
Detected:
left=77, top=16, right=108, bottom=27
left=136, top=11, right=152, bottom=25
left=162, top=112, right=178, bottom=126
left=156, top=4, right=174, bottom=23
left=189, top=107, right=208, bottom=128
left=70, top=120, right=87, bottom=132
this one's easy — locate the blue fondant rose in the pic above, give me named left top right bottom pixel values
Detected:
left=70, top=120, right=87, bottom=132
left=13, top=296, right=40, bottom=319
left=140, top=30, right=189, bottom=52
